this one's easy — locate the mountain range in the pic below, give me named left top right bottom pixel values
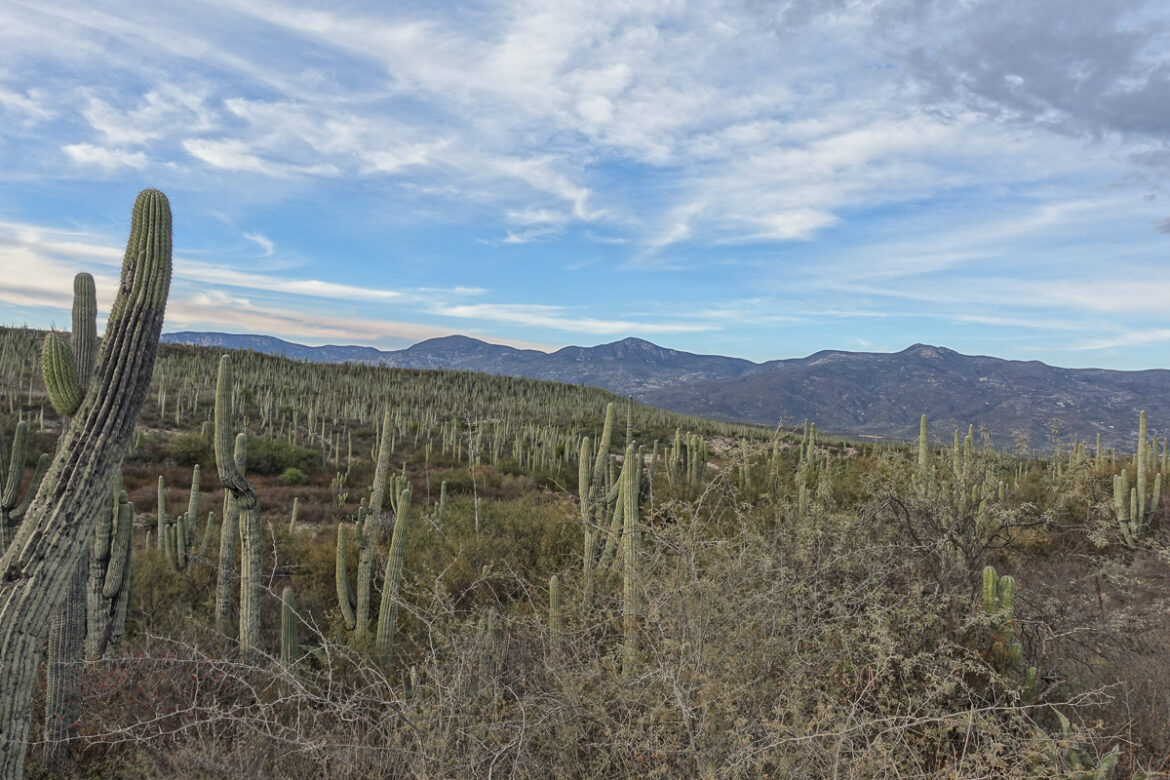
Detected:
left=161, top=332, right=1166, bottom=450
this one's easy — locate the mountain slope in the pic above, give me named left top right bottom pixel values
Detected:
left=643, top=344, right=1163, bottom=449
left=161, top=332, right=1164, bottom=449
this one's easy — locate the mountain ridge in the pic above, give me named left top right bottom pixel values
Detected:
left=160, top=331, right=1165, bottom=449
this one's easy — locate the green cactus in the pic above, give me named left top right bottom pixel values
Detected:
left=41, top=334, right=83, bottom=417
left=281, top=586, right=298, bottom=666
left=162, top=467, right=213, bottom=572
left=549, top=573, right=562, bottom=658
left=355, top=498, right=374, bottom=636
left=621, top=442, right=640, bottom=677
left=86, top=484, right=133, bottom=660
left=335, top=514, right=358, bottom=631
left=214, top=355, right=261, bottom=655
left=0, top=422, right=50, bottom=554
left=214, top=433, right=245, bottom=636
left=0, top=188, right=172, bottom=779
left=982, top=566, right=1022, bottom=672
left=375, top=485, right=412, bottom=659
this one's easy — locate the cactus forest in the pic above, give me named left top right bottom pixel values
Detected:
left=1, top=193, right=1169, bottom=779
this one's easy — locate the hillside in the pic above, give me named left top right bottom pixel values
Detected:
left=164, top=332, right=1166, bottom=450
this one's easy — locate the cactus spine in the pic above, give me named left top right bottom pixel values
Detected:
left=0, top=189, right=172, bottom=779
left=375, top=486, right=412, bottom=659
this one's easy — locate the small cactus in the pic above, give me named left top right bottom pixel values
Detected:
left=281, top=586, right=298, bottom=666
left=549, top=574, right=562, bottom=658
left=982, top=566, right=1022, bottom=672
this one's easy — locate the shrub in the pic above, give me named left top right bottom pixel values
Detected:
left=167, top=433, right=211, bottom=467
left=278, top=467, right=308, bottom=485
left=245, top=437, right=322, bottom=476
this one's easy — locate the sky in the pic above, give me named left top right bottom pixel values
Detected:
left=1, top=0, right=1169, bottom=368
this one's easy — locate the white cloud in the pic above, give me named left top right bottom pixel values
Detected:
left=243, top=231, right=274, bottom=256
left=431, top=302, right=715, bottom=335
left=63, top=143, right=147, bottom=169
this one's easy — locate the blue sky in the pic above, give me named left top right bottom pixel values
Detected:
left=2, top=0, right=1170, bottom=367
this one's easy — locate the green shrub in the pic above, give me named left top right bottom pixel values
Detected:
left=167, top=433, right=211, bottom=466
left=245, top=437, right=322, bottom=476
left=278, top=467, right=308, bottom=485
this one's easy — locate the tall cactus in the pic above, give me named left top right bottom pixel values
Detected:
left=375, top=486, right=412, bottom=659
left=214, top=434, right=245, bottom=636
left=214, top=355, right=261, bottom=655
left=335, top=503, right=373, bottom=635
left=0, top=189, right=172, bottom=779
left=281, top=587, right=298, bottom=666
left=335, top=511, right=359, bottom=631
left=620, top=443, right=640, bottom=678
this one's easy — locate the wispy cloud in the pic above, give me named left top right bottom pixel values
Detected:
left=243, top=231, right=274, bottom=256
left=430, top=303, right=715, bottom=336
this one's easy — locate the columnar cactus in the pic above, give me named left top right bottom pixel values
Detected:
left=982, top=566, right=1022, bottom=672
left=162, top=467, right=213, bottom=572
left=214, top=434, right=245, bottom=636
left=375, top=486, right=412, bottom=659
left=0, top=422, right=50, bottom=554
left=281, top=586, right=298, bottom=666
left=0, top=188, right=172, bottom=779
left=621, top=442, right=640, bottom=678
left=335, top=502, right=374, bottom=636
left=548, top=574, right=562, bottom=659
left=214, top=355, right=262, bottom=655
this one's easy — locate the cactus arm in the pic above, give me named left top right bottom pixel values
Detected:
left=8, top=455, right=48, bottom=525
left=70, top=272, right=98, bottom=388
left=102, top=493, right=133, bottom=600
left=1, top=423, right=30, bottom=509
left=41, top=333, right=83, bottom=417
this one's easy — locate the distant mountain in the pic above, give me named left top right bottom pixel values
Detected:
left=643, top=343, right=1165, bottom=450
left=161, top=332, right=758, bottom=396
left=161, top=332, right=1166, bottom=449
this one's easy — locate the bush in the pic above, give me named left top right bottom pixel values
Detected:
left=278, top=467, right=308, bottom=485
left=245, top=437, right=322, bottom=476
left=167, top=433, right=211, bottom=467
